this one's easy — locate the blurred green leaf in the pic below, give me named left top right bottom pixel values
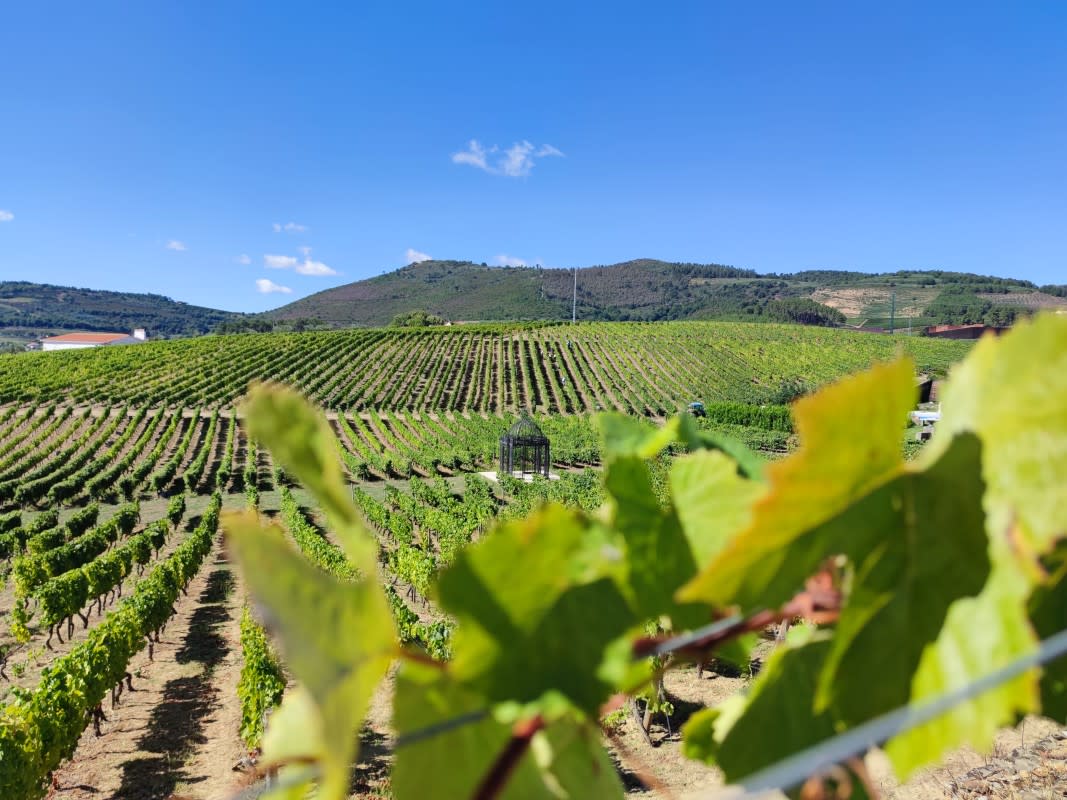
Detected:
left=393, top=662, right=622, bottom=800
left=437, top=504, right=634, bottom=715
left=242, top=382, right=377, bottom=573
left=596, top=413, right=679, bottom=461
left=226, top=511, right=395, bottom=800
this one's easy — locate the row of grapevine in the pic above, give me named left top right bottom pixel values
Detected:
left=0, top=406, right=125, bottom=507
left=0, top=492, right=222, bottom=799
left=0, top=323, right=971, bottom=413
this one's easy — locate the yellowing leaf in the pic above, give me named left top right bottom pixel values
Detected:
left=679, top=357, right=916, bottom=609
left=241, top=382, right=377, bottom=573
left=922, top=314, right=1067, bottom=558
left=225, top=511, right=395, bottom=800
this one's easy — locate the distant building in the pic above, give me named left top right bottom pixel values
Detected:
left=922, top=323, right=1008, bottom=340
left=41, top=328, right=147, bottom=351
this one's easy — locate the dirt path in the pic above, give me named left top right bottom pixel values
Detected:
left=49, top=536, right=247, bottom=800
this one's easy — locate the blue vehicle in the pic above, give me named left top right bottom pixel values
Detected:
left=687, top=401, right=706, bottom=418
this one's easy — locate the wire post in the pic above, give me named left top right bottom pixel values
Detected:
left=572, top=266, right=577, bottom=324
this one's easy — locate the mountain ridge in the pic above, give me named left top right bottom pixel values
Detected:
left=1, top=262, right=1064, bottom=341
left=264, top=258, right=1066, bottom=329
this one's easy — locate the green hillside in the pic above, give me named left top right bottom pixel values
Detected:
left=0, top=281, right=240, bottom=340
left=264, top=259, right=1065, bottom=329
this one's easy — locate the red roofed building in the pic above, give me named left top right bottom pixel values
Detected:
left=40, top=328, right=147, bottom=351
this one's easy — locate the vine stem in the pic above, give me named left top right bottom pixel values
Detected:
left=472, top=714, right=546, bottom=800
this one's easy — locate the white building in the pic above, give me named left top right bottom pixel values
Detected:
left=41, top=328, right=147, bottom=352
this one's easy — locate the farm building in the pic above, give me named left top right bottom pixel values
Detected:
left=922, top=323, right=1008, bottom=340
left=40, top=328, right=147, bottom=351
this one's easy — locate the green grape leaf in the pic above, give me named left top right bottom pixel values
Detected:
left=241, top=382, right=378, bottom=573
left=530, top=715, right=624, bottom=799
left=393, top=663, right=623, bottom=800
left=258, top=688, right=321, bottom=800
left=675, top=414, right=766, bottom=482
left=603, top=456, right=704, bottom=627
left=684, top=628, right=837, bottom=781
left=678, top=357, right=916, bottom=609
left=436, top=504, right=634, bottom=715
left=919, top=314, right=1067, bottom=559
left=814, top=433, right=990, bottom=725
left=1030, top=544, right=1067, bottom=720
left=596, top=412, right=679, bottom=461
left=225, top=511, right=396, bottom=800
left=669, top=449, right=767, bottom=571
left=885, top=541, right=1039, bottom=779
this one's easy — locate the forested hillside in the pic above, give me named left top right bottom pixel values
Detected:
left=264, top=259, right=1065, bottom=328
left=0, top=282, right=239, bottom=339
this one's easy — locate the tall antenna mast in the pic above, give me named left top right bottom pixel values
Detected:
left=572, top=266, right=577, bottom=324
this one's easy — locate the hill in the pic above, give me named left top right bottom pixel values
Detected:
left=264, top=259, right=1067, bottom=328
left=0, top=281, right=239, bottom=341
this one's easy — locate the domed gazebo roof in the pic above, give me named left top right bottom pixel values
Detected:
left=501, top=413, right=548, bottom=445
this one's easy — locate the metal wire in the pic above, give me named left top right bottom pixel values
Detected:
left=733, top=626, right=1067, bottom=796
left=395, top=708, right=492, bottom=748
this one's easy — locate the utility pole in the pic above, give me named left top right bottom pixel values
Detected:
left=889, top=291, right=896, bottom=335
left=572, top=266, right=577, bottom=324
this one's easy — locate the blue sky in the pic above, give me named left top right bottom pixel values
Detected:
left=0, top=2, right=1064, bottom=312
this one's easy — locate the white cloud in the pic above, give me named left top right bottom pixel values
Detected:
left=166, top=240, right=186, bottom=251
left=405, top=248, right=432, bottom=263
left=273, top=221, right=307, bottom=233
left=264, top=250, right=338, bottom=276
left=295, top=259, right=338, bottom=276
left=451, top=140, right=488, bottom=171
left=0, top=210, right=13, bottom=222
left=235, top=254, right=252, bottom=265
left=494, top=254, right=527, bottom=267
left=256, top=278, right=293, bottom=294
left=451, top=140, right=564, bottom=177
left=264, top=254, right=299, bottom=269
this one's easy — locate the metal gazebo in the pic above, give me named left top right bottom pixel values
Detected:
left=498, top=413, right=551, bottom=478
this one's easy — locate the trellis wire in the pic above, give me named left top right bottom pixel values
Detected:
left=229, top=623, right=1067, bottom=800
left=734, top=625, right=1067, bottom=797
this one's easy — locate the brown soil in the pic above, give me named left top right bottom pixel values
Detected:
left=48, top=537, right=246, bottom=800
left=812, top=287, right=935, bottom=320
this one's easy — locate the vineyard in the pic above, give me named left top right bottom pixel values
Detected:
left=0, top=316, right=1061, bottom=800
left=0, top=321, right=970, bottom=414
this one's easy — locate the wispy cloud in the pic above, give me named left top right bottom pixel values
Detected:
left=235, top=254, right=252, bottom=265
left=0, top=210, right=13, bottom=223
left=451, top=140, right=564, bottom=177
left=405, top=248, right=432, bottom=264
left=264, top=249, right=339, bottom=276
left=264, top=254, right=298, bottom=269
left=166, top=240, right=187, bottom=251
left=494, top=254, right=527, bottom=267
left=256, top=278, right=292, bottom=294
left=272, top=221, right=308, bottom=233
left=295, top=258, right=337, bottom=276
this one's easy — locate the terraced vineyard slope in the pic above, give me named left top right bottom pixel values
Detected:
left=0, top=321, right=970, bottom=415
